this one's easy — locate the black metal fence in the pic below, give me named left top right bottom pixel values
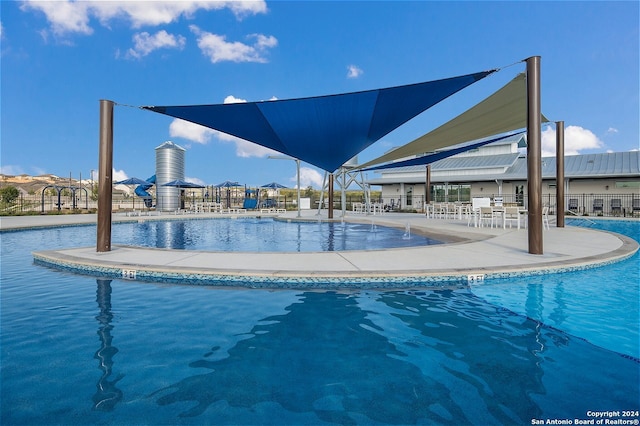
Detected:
left=370, top=193, right=639, bottom=217
left=3, top=193, right=639, bottom=217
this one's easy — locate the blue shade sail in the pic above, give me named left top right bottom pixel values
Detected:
left=362, top=131, right=525, bottom=172
left=142, top=70, right=494, bottom=172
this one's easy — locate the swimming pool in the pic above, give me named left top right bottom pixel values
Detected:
left=109, top=217, right=441, bottom=251
left=1, top=219, right=638, bottom=424
left=471, top=219, right=639, bottom=358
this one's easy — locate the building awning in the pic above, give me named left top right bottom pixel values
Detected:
left=357, top=73, right=549, bottom=170
left=141, top=70, right=495, bottom=172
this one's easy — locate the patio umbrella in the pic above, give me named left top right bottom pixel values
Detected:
left=260, top=182, right=287, bottom=190
left=114, top=177, right=150, bottom=186
left=162, top=179, right=205, bottom=189
left=115, top=177, right=153, bottom=209
left=215, top=181, right=240, bottom=208
left=260, top=182, right=287, bottom=209
left=163, top=180, right=205, bottom=209
left=214, top=180, right=240, bottom=188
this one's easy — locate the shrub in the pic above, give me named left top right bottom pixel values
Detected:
left=0, top=186, right=19, bottom=203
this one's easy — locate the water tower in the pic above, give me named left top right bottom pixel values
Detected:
left=155, top=141, right=185, bottom=212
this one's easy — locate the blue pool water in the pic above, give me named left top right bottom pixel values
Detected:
left=110, top=217, right=441, bottom=251
left=1, top=219, right=639, bottom=425
left=472, top=219, right=640, bottom=359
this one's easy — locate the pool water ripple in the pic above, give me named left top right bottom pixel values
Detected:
left=112, top=218, right=441, bottom=252
left=471, top=219, right=640, bottom=358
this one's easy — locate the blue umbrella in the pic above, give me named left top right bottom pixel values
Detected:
left=163, top=180, right=204, bottom=209
left=115, top=177, right=151, bottom=186
left=162, top=179, right=204, bottom=189
left=215, top=181, right=240, bottom=208
left=215, top=180, right=240, bottom=188
left=260, top=182, right=287, bottom=189
left=115, top=177, right=154, bottom=209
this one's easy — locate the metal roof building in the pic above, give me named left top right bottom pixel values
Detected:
left=366, top=135, right=639, bottom=213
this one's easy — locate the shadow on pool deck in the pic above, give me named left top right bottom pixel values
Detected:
left=3, top=210, right=637, bottom=288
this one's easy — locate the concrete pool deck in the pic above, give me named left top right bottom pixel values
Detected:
left=2, top=211, right=638, bottom=287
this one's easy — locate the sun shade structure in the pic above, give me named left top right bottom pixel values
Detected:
left=114, top=177, right=150, bottom=186
left=358, top=73, right=549, bottom=170
left=141, top=70, right=495, bottom=172
left=362, top=131, right=525, bottom=172
left=215, top=180, right=241, bottom=188
left=162, top=179, right=204, bottom=189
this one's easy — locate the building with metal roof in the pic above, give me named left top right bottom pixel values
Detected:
left=366, top=135, right=640, bottom=216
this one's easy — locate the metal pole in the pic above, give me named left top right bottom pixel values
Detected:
left=341, top=168, right=347, bottom=217
left=328, top=173, right=334, bottom=219
left=425, top=165, right=431, bottom=205
left=556, top=121, right=565, bottom=227
left=97, top=100, right=114, bottom=252
left=296, top=159, right=301, bottom=217
left=526, top=56, right=543, bottom=254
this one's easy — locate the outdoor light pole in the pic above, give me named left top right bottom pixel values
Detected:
left=268, top=155, right=301, bottom=217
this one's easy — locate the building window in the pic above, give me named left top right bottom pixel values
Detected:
left=615, top=181, right=640, bottom=188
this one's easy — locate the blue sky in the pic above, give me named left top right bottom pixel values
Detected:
left=2, top=1, right=638, bottom=189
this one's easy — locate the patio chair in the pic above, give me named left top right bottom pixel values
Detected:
left=542, top=206, right=550, bottom=230
left=610, top=199, right=622, bottom=216
left=633, top=199, right=640, bottom=217
left=479, top=206, right=497, bottom=228
left=445, top=203, right=457, bottom=219
left=593, top=199, right=604, bottom=215
left=568, top=198, right=578, bottom=213
left=468, top=197, right=491, bottom=227
left=503, top=206, right=521, bottom=229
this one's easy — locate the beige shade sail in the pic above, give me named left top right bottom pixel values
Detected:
left=357, top=73, right=549, bottom=170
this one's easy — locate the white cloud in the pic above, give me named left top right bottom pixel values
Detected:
left=126, top=30, right=186, bottom=59
left=0, top=165, right=25, bottom=175
left=112, top=168, right=132, bottom=193
left=0, top=21, right=4, bottom=39
left=21, top=0, right=267, bottom=36
left=541, top=125, right=604, bottom=156
left=607, top=127, right=619, bottom=134
left=169, top=119, right=217, bottom=144
left=112, top=168, right=129, bottom=182
left=185, top=176, right=206, bottom=187
left=294, top=167, right=324, bottom=189
left=190, top=25, right=277, bottom=63
left=232, top=139, right=279, bottom=158
left=224, top=95, right=247, bottom=104
left=347, top=64, right=363, bottom=79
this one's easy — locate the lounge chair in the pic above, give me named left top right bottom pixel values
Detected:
left=610, top=199, right=622, bottom=216
left=633, top=199, right=640, bottom=217
left=568, top=198, right=578, bottom=213
left=593, top=199, right=604, bottom=215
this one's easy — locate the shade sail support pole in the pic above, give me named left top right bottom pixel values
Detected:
left=97, top=100, right=114, bottom=252
left=556, top=121, right=565, bottom=227
left=425, top=165, right=431, bottom=207
left=328, top=174, right=334, bottom=219
left=526, top=56, right=543, bottom=254
left=296, top=159, right=301, bottom=218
